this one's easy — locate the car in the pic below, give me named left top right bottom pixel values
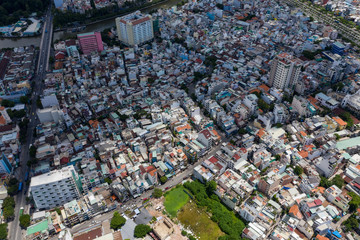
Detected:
left=143, top=198, right=148, bottom=201
left=165, top=187, right=169, bottom=190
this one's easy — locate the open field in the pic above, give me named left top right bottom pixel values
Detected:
left=178, top=201, right=224, bottom=240
left=164, top=186, right=190, bottom=217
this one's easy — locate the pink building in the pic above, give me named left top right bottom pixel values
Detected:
left=77, top=32, right=104, bottom=55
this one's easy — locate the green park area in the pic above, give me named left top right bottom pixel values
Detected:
left=178, top=202, right=224, bottom=240
left=164, top=181, right=245, bottom=240
left=164, top=185, right=189, bottom=217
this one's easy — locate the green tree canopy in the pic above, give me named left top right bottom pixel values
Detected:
left=343, top=214, right=358, bottom=231
left=294, top=166, right=303, bottom=176
left=331, top=175, right=344, bottom=189
left=3, top=197, right=15, bottom=208
left=183, top=181, right=245, bottom=238
left=29, top=146, right=37, bottom=158
left=160, top=176, right=168, bottom=184
left=320, top=175, right=344, bottom=189
left=3, top=206, right=14, bottom=220
left=110, top=211, right=126, bottom=230
left=19, top=96, right=29, bottom=104
left=1, top=99, right=15, bottom=108
left=153, top=188, right=163, bottom=198
left=55, top=208, right=61, bottom=215
left=257, top=99, right=270, bottom=113
left=348, top=192, right=360, bottom=212
left=104, top=177, right=112, bottom=185
left=0, top=223, right=7, bottom=240
left=206, top=180, right=217, bottom=195
left=7, top=180, right=18, bottom=196
left=19, top=214, right=31, bottom=228
left=134, top=224, right=151, bottom=238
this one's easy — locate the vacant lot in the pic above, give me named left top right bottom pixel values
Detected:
left=164, top=186, right=190, bottom=217
left=178, top=202, right=224, bottom=240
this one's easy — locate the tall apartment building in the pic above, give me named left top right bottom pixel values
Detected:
left=116, top=11, right=154, bottom=46
left=30, top=165, right=82, bottom=210
left=77, top=32, right=104, bottom=55
left=268, top=53, right=302, bottom=91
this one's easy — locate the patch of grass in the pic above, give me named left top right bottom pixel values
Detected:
left=178, top=202, right=224, bottom=240
left=124, top=210, right=135, bottom=218
left=164, top=186, right=189, bottom=217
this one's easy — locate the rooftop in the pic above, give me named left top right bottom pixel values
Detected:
left=30, top=165, right=75, bottom=187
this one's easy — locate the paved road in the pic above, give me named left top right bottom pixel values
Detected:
left=69, top=141, right=222, bottom=234
left=331, top=213, right=350, bottom=231
left=282, top=0, right=360, bottom=45
left=8, top=7, right=53, bottom=240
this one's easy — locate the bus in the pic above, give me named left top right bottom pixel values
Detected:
left=18, top=182, right=23, bottom=192
left=19, top=207, right=24, bottom=216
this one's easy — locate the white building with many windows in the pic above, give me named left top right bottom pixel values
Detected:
left=115, top=11, right=154, bottom=46
left=30, top=165, right=82, bottom=210
left=268, top=53, right=302, bottom=91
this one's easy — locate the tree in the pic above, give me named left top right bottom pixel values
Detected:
left=272, top=194, right=280, bottom=204
left=119, top=114, right=128, bottom=121
left=1, top=99, right=15, bottom=108
left=332, top=82, right=344, bottom=92
left=238, top=128, right=247, bottom=135
left=340, top=112, right=354, bottom=128
left=29, top=146, right=37, bottom=158
left=110, top=211, right=126, bottom=230
left=153, top=188, right=163, bottom=198
left=8, top=178, right=18, bottom=186
left=257, top=99, right=270, bottom=113
left=134, top=224, right=151, bottom=238
left=55, top=208, right=61, bottom=215
left=19, top=215, right=30, bottom=228
left=90, top=0, right=96, bottom=9
left=160, top=176, right=168, bottom=184
left=274, top=154, right=281, bottom=161
left=216, top=3, right=224, bottom=9
left=0, top=223, right=7, bottom=240
left=13, top=109, right=26, bottom=118
left=206, top=180, right=217, bottom=195
left=334, top=133, right=341, bottom=140
left=3, top=197, right=15, bottom=208
left=6, top=109, right=14, bottom=119
left=19, top=96, right=29, bottom=104
left=204, top=55, right=217, bottom=68
left=3, top=206, right=14, bottom=220
left=283, top=94, right=293, bottom=103
left=49, top=56, right=55, bottom=64
left=104, top=177, right=112, bottom=185
left=320, top=176, right=331, bottom=188
left=7, top=179, right=18, bottom=196
left=332, top=175, right=344, bottom=189
left=348, top=192, right=360, bottom=212
left=294, top=166, right=303, bottom=176
left=343, top=214, right=359, bottom=231
left=36, top=96, right=43, bottom=109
